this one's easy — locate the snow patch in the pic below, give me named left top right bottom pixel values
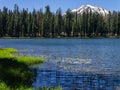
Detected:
left=70, top=4, right=109, bottom=16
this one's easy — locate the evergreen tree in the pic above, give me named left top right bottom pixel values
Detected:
left=55, top=8, right=62, bottom=36
left=0, top=4, right=120, bottom=38
left=65, top=9, right=73, bottom=37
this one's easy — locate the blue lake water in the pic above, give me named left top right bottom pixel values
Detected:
left=0, top=38, right=120, bottom=90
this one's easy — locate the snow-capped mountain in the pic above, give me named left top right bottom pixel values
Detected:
left=68, top=5, right=109, bottom=16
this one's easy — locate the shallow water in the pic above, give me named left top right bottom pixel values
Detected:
left=0, top=38, right=120, bottom=90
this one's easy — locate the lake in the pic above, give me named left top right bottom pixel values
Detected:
left=0, top=38, right=120, bottom=90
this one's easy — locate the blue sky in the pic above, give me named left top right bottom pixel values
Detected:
left=0, top=0, right=119, bottom=13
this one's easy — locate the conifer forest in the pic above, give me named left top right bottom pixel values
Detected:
left=0, top=4, right=120, bottom=38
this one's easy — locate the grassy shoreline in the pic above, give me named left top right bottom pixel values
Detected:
left=0, top=48, right=62, bottom=90
left=0, top=48, right=44, bottom=65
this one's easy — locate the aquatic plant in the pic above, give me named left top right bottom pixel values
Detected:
left=0, top=58, right=33, bottom=88
left=15, top=56, right=44, bottom=65
left=0, top=82, right=10, bottom=90
left=0, top=48, right=17, bottom=53
left=0, top=48, right=43, bottom=89
left=0, top=48, right=17, bottom=58
left=0, top=48, right=44, bottom=65
left=0, top=82, right=62, bottom=90
left=0, top=48, right=62, bottom=90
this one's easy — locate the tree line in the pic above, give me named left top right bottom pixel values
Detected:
left=0, top=4, right=120, bottom=38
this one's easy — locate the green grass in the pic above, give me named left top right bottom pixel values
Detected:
left=0, top=48, right=17, bottom=59
left=0, top=81, right=34, bottom=90
left=0, top=82, right=62, bottom=90
left=0, top=58, right=33, bottom=88
left=0, top=48, right=44, bottom=65
left=0, top=82, right=10, bottom=90
left=0, top=48, right=39, bottom=89
left=15, top=56, right=44, bottom=65
left=0, top=48, right=62, bottom=90
left=0, top=48, right=17, bottom=53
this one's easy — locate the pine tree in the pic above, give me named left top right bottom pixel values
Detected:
left=65, top=9, right=73, bottom=37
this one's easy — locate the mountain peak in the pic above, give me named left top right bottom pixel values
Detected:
left=71, top=4, right=109, bottom=16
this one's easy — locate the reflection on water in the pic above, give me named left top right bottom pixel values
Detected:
left=32, top=69, right=120, bottom=90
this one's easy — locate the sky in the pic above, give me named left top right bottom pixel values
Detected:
left=0, top=0, right=120, bottom=13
